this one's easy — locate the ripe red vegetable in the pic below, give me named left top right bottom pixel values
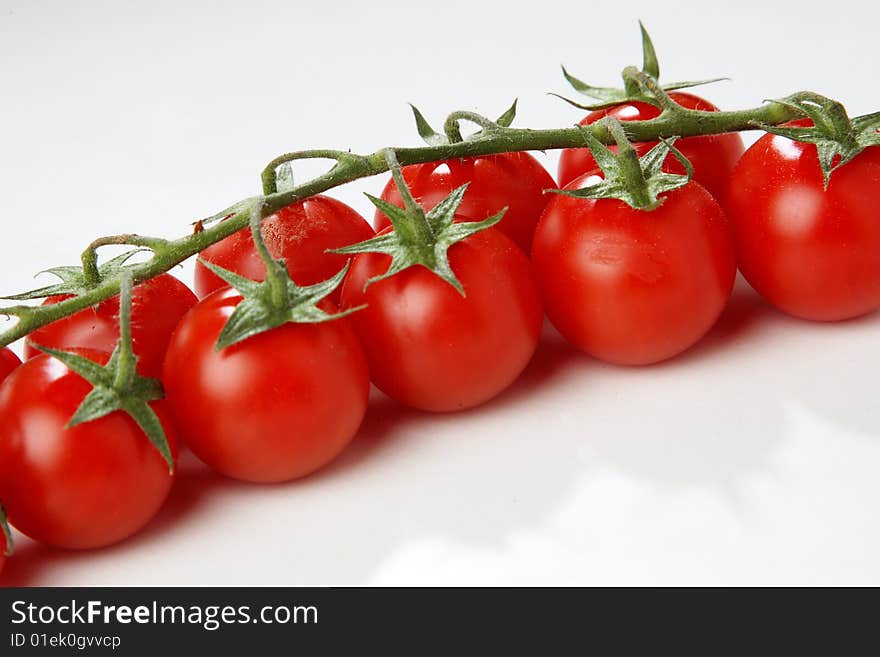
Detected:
left=375, top=154, right=556, bottom=253
left=0, top=348, right=20, bottom=384
left=340, top=226, right=543, bottom=411
left=24, top=274, right=196, bottom=379
left=532, top=171, right=736, bottom=365
left=0, top=349, right=178, bottom=549
left=162, top=288, right=370, bottom=483
left=557, top=93, right=744, bottom=201
left=726, top=133, right=880, bottom=321
left=194, top=196, right=375, bottom=302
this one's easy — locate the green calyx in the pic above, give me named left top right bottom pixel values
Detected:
left=554, top=21, right=725, bottom=111
left=331, top=150, right=505, bottom=295
left=2, top=250, right=143, bottom=301
left=1, top=503, right=12, bottom=557
left=756, top=92, right=880, bottom=187
left=410, top=100, right=518, bottom=145
left=34, top=274, right=174, bottom=472
left=552, top=117, right=693, bottom=211
left=202, top=202, right=362, bottom=351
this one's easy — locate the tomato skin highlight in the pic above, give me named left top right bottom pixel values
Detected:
left=726, top=135, right=880, bottom=321
left=24, top=274, right=196, bottom=379
left=532, top=173, right=736, bottom=365
left=0, top=348, right=21, bottom=384
left=162, top=288, right=369, bottom=484
left=0, top=349, right=178, bottom=550
left=375, top=153, right=556, bottom=253
left=194, top=196, right=375, bottom=302
left=340, top=227, right=543, bottom=412
left=557, top=92, right=745, bottom=202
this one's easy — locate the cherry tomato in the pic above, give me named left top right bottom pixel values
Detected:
left=0, top=348, right=20, bottom=384
left=194, top=196, right=375, bottom=302
left=375, top=153, right=556, bottom=253
left=725, top=132, right=880, bottom=321
left=25, top=274, right=196, bottom=379
left=532, top=172, right=736, bottom=365
left=557, top=93, right=745, bottom=202
left=340, top=227, right=543, bottom=412
left=162, top=288, right=369, bottom=483
left=0, top=349, right=178, bottom=549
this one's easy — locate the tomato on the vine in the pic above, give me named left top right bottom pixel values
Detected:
left=162, top=288, right=369, bottom=483
left=340, top=226, right=543, bottom=412
left=557, top=93, right=744, bottom=201
left=532, top=171, right=736, bottom=365
left=725, top=131, right=880, bottom=321
left=194, top=196, right=375, bottom=302
left=25, top=274, right=196, bottom=379
left=0, top=348, right=20, bottom=384
left=375, top=153, right=556, bottom=253
left=0, top=349, right=178, bottom=549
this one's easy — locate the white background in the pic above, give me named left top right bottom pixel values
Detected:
left=1, top=0, right=878, bottom=585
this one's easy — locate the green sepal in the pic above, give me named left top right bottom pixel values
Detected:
left=757, top=94, right=880, bottom=187
left=275, top=162, right=296, bottom=193
left=409, top=104, right=448, bottom=146
left=33, top=344, right=174, bottom=472
left=555, top=22, right=726, bottom=111
left=199, top=259, right=362, bottom=351
left=119, top=398, right=174, bottom=471
left=331, top=183, right=505, bottom=295
left=555, top=68, right=727, bottom=112
left=496, top=99, right=518, bottom=128
left=551, top=124, right=692, bottom=211
left=198, top=260, right=264, bottom=298
left=0, top=503, right=12, bottom=557
left=639, top=20, right=660, bottom=79
left=68, top=387, right=122, bottom=425
left=2, top=250, right=144, bottom=301
left=409, top=100, right=519, bottom=146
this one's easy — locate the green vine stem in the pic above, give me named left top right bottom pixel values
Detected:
left=81, top=234, right=171, bottom=286
left=0, top=97, right=805, bottom=349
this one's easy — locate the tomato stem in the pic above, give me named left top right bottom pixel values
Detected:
left=0, top=96, right=811, bottom=349
left=443, top=111, right=500, bottom=143
left=260, top=150, right=367, bottom=196
left=606, top=119, right=654, bottom=208
left=382, top=150, right=436, bottom=254
left=243, top=201, right=288, bottom=310
left=112, top=274, right=138, bottom=388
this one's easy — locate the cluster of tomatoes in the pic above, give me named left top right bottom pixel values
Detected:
left=1, top=84, right=879, bottom=579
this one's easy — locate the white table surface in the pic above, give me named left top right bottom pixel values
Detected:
left=1, top=0, right=878, bottom=586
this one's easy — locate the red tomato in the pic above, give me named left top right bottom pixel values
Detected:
left=194, top=196, right=375, bottom=302
left=0, top=530, right=5, bottom=575
left=340, top=227, right=543, bottom=412
left=557, top=93, right=745, bottom=202
left=25, top=274, right=196, bottom=379
left=726, top=133, right=880, bottom=321
left=375, top=153, right=556, bottom=253
left=0, top=347, right=20, bottom=384
left=162, top=288, right=369, bottom=483
left=532, top=172, right=736, bottom=365
left=0, top=349, right=178, bottom=549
